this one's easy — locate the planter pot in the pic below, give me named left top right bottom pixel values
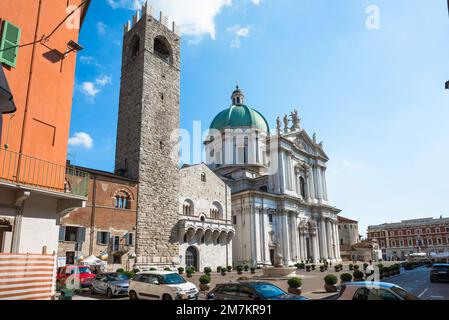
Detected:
left=187, top=274, right=193, bottom=278
left=199, top=284, right=210, bottom=291
left=324, top=284, right=337, bottom=293
left=354, top=278, right=364, bottom=282
left=288, top=287, right=302, bottom=295
left=238, top=271, right=243, bottom=275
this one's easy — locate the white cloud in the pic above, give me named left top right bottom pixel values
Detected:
left=79, top=56, right=102, bottom=67
left=97, top=21, right=107, bottom=35
left=68, top=132, right=94, bottom=149
left=81, top=82, right=100, bottom=97
left=228, top=25, right=250, bottom=48
left=80, top=75, right=112, bottom=98
left=106, top=0, right=260, bottom=40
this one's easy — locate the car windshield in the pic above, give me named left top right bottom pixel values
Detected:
left=391, top=287, right=419, bottom=300
left=159, top=273, right=186, bottom=285
left=432, top=265, right=449, bottom=270
left=107, top=274, right=130, bottom=281
left=78, top=267, right=92, bottom=274
left=252, top=283, right=286, bottom=299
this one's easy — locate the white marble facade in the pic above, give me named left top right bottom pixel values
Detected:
left=205, top=89, right=342, bottom=266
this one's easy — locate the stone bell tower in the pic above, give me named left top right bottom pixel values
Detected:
left=115, top=2, right=181, bottom=269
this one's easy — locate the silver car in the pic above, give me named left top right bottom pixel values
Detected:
left=91, top=273, right=130, bottom=298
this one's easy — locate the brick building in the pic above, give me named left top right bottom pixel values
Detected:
left=58, top=165, right=138, bottom=271
left=367, top=217, right=449, bottom=261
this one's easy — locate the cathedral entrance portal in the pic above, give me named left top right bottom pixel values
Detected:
left=185, top=246, right=199, bottom=270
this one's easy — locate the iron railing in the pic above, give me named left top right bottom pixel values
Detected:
left=0, top=147, right=89, bottom=198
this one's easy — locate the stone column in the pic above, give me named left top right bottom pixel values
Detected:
left=314, top=167, right=323, bottom=201
left=322, top=168, right=328, bottom=201
left=308, top=167, right=315, bottom=201
left=312, top=234, right=320, bottom=263
left=301, top=231, right=307, bottom=260
left=326, top=219, right=334, bottom=260
left=319, top=218, right=328, bottom=259
left=281, top=211, right=291, bottom=264
left=334, top=222, right=341, bottom=261
left=279, top=151, right=286, bottom=194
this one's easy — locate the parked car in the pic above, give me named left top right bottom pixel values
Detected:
left=207, top=281, right=308, bottom=300
left=128, top=271, right=199, bottom=300
left=91, top=273, right=130, bottom=298
left=430, top=264, right=449, bottom=283
left=56, top=266, right=96, bottom=290
left=338, top=282, right=419, bottom=300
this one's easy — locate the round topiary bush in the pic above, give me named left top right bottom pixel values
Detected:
left=216, top=266, right=222, bottom=273
left=306, top=265, right=311, bottom=272
left=133, top=268, right=140, bottom=273
left=324, top=274, right=338, bottom=285
left=227, top=266, right=232, bottom=272
left=349, top=264, right=354, bottom=271
left=244, top=265, right=249, bottom=272
left=204, top=267, right=212, bottom=275
left=320, top=265, right=325, bottom=272
left=221, top=270, right=227, bottom=276
left=363, top=263, right=369, bottom=270
left=334, top=266, right=340, bottom=272
left=199, top=275, right=211, bottom=284
left=164, top=267, right=172, bottom=271
left=353, top=270, right=364, bottom=281
left=178, top=267, right=185, bottom=274
left=116, top=268, right=125, bottom=273
left=236, top=265, right=244, bottom=275
left=340, top=273, right=353, bottom=283
left=287, top=277, right=302, bottom=289
left=354, top=265, right=360, bottom=270
left=250, top=267, right=256, bottom=274
left=311, top=264, right=316, bottom=271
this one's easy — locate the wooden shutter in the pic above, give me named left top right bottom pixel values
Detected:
left=76, top=227, right=86, bottom=242
left=0, top=21, right=21, bottom=68
left=97, top=231, right=102, bottom=245
left=59, top=226, right=66, bottom=242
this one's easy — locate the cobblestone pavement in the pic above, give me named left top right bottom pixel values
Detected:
left=65, top=261, right=405, bottom=301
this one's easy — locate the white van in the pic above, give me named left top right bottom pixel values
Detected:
left=128, top=271, right=199, bottom=300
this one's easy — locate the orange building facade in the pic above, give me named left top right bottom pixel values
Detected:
left=0, top=1, right=90, bottom=255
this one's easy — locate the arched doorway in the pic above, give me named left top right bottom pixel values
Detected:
left=185, top=246, right=198, bottom=270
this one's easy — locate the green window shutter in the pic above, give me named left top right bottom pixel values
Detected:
left=0, top=21, right=21, bottom=68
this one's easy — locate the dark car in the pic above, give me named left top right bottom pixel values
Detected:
left=207, top=282, right=308, bottom=300
left=430, top=264, right=449, bottom=283
left=91, top=273, right=130, bottom=298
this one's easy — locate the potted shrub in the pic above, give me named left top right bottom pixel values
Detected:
left=116, top=268, right=125, bottom=273
left=250, top=267, right=256, bottom=275
left=178, top=267, right=185, bottom=275
left=334, top=266, right=340, bottom=272
left=199, top=275, right=211, bottom=292
left=221, top=269, right=227, bottom=276
left=311, top=264, right=316, bottom=271
left=324, top=274, right=338, bottom=292
left=236, top=265, right=244, bottom=275
left=349, top=264, right=354, bottom=271
left=354, top=265, right=360, bottom=271
left=340, top=273, right=353, bottom=284
left=186, top=267, right=194, bottom=278
left=227, top=266, right=233, bottom=272
left=216, top=266, right=222, bottom=274
left=382, top=266, right=390, bottom=278
left=320, top=265, right=325, bottom=272
left=204, top=267, right=212, bottom=275
left=287, top=277, right=302, bottom=295
left=244, top=265, right=249, bottom=272
left=353, top=270, right=364, bottom=282
left=306, top=265, right=311, bottom=272
left=339, top=264, right=344, bottom=270
left=363, top=263, right=369, bottom=271
left=164, top=267, right=172, bottom=271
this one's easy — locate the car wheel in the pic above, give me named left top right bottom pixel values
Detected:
left=162, top=294, right=173, bottom=300
left=107, top=288, right=114, bottom=299
left=129, top=291, right=139, bottom=300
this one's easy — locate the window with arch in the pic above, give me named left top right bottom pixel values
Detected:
left=210, top=202, right=223, bottom=220
left=183, top=199, right=194, bottom=216
left=153, top=36, right=172, bottom=64
left=199, top=215, right=206, bottom=222
left=201, top=173, right=207, bottom=182
left=114, top=190, right=132, bottom=210
left=299, top=176, right=306, bottom=198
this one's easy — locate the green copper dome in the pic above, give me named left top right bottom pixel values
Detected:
left=210, top=87, right=270, bottom=133
left=210, top=105, right=270, bottom=133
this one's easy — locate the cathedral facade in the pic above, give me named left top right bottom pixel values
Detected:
left=205, top=88, right=342, bottom=265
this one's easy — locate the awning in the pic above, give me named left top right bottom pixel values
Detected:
left=0, top=66, right=16, bottom=114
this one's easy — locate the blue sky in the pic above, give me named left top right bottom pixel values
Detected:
left=68, top=0, right=449, bottom=235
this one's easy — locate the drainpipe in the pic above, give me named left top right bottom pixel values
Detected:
left=89, top=174, right=97, bottom=255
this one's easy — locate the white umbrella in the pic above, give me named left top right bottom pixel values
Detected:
left=82, top=255, right=103, bottom=266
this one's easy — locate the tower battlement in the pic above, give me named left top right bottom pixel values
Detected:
left=123, top=1, right=181, bottom=36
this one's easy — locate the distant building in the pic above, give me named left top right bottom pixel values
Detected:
left=367, top=217, right=449, bottom=261
left=337, top=216, right=360, bottom=261
left=0, top=1, right=90, bottom=254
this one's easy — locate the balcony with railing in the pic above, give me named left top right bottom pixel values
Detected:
left=0, top=148, right=89, bottom=198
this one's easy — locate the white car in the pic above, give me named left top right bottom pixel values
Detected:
left=337, top=282, right=419, bottom=300
left=128, top=271, right=199, bottom=300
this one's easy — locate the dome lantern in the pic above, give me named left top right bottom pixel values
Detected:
left=231, top=86, right=244, bottom=106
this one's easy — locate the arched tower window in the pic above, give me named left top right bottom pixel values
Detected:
left=114, top=190, right=132, bottom=210
left=154, top=36, right=172, bottom=64
left=183, top=199, right=194, bottom=216
left=210, top=202, right=223, bottom=220
left=299, top=176, right=306, bottom=198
